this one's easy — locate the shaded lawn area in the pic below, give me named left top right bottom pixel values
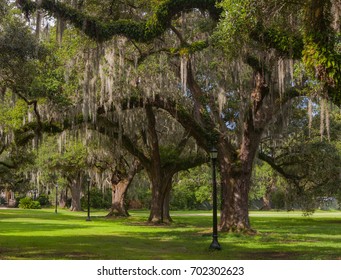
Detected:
left=0, top=209, right=340, bottom=260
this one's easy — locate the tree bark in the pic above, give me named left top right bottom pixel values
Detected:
left=69, top=173, right=82, bottom=211
left=220, top=164, right=255, bottom=233
left=261, top=180, right=274, bottom=210
left=219, top=117, right=262, bottom=233
left=147, top=168, right=174, bottom=223
left=107, top=179, right=130, bottom=217
left=58, top=188, right=67, bottom=208
left=106, top=159, right=141, bottom=217
left=163, top=184, right=172, bottom=223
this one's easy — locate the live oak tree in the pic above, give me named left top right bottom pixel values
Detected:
left=107, top=157, right=141, bottom=217
left=16, top=0, right=341, bottom=231
left=28, top=29, right=207, bottom=222
left=258, top=100, right=341, bottom=213
left=96, top=105, right=207, bottom=223
left=35, top=135, right=89, bottom=211
left=0, top=3, right=64, bottom=194
left=87, top=138, right=142, bottom=217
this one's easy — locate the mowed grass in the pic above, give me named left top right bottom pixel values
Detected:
left=0, top=209, right=340, bottom=260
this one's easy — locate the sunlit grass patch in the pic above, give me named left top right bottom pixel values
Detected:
left=0, top=209, right=340, bottom=260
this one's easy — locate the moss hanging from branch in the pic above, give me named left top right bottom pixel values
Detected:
left=302, top=0, right=341, bottom=106
left=17, top=0, right=221, bottom=42
left=250, top=23, right=304, bottom=59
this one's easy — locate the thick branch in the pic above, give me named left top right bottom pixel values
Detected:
left=117, top=94, right=213, bottom=150
left=0, top=161, right=16, bottom=169
left=95, top=115, right=151, bottom=167
left=17, top=0, right=221, bottom=42
left=145, top=105, right=162, bottom=169
left=258, top=151, right=302, bottom=182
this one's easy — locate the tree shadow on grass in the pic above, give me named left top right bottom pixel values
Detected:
left=1, top=232, right=340, bottom=260
left=252, top=217, right=341, bottom=236
left=1, top=211, right=340, bottom=260
left=0, top=220, right=89, bottom=234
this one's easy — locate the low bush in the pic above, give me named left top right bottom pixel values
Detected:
left=18, top=197, right=41, bottom=209
left=81, top=188, right=111, bottom=209
left=37, top=194, right=50, bottom=206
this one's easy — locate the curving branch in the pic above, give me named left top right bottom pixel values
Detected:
left=258, top=151, right=302, bottom=183
left=0, top=161, right=16, bottom=169
left=95, top=115, right=151, bottom=167
left=17, top=0, right=221, bottom=42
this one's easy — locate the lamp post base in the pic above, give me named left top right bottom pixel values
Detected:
left=209, top=239, right=221, bottom=250
left=86, top=217, right=91, bottom=221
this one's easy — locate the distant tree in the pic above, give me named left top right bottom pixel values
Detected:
left=259, top=99, right=341, bottom=213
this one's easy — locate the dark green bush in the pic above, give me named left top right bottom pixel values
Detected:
left=81, top=188, right=111, bottom=209
left=18, top=197, right=41, bottom=209
left=37, top=194, right=50, bottom=206
left=0, top=197, right=6, bottom=205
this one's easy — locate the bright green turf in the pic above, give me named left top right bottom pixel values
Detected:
left=0, top=209, right=340, bottom=260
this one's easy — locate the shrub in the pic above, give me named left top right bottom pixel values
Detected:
left=37, top=194, right=50, bottom=206
left=18, top=197, right=41, bottom=209
left=81, top=188, right=111, bottom=209
left=0, top=197, right=6, bottom=205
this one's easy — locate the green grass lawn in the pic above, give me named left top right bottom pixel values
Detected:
left=0, top=209, right=340, bottom=260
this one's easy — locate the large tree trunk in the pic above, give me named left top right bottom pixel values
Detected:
left=148, top=169, right=174, bottom=224
left=107, top=179, right=130, bottom=217
left=220, top=167, right=254, bottom=233
left=261, top=180, right=275, bottom=210
left=219, top=123, right=262, bottom=233
left=148, top=174, right=164, bottom=223
left=106, top=159, right=141, bottom=217
left=69, top=173, right=82, bottom=211
left=162, top=177, right=173, bottom=223
left=58, top=188, right=67, bottom=208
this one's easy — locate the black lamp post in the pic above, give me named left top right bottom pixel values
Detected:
left=55, top=184, right=58, bottom=214
left=86, top=178, right=91, bottom=221
left=209, top=147, right=221, bottom=250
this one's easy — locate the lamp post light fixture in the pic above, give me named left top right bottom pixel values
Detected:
left=55, top=184, right=58, bottom=214
left=86, top=177, right=91, bottom=221
left=209, top=147, right=221, bottom=250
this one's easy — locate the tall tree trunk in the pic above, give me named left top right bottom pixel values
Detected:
left=162, top=176, right=173, bottom=223
left=261, top=180, right=275, bottom=210
left=148, top=169, right=174, bottom=223
left=148, top=190, right=163, bottom=223
left=56, top=17, right=65, bottom=45
left=106, top=159, right=140, bottom=217
left=220, top=174, right=253, bottom=232
left=35, top=10, right=42, bottom=38
left=148, top=172, right=164, bottom=223
left=69, top=173, right=82, bottom=211
left=59, top=188, right=67, bottom=208
left=219, top=122, right=262, bottom=233
left=107, top=179, right=130, bottom=217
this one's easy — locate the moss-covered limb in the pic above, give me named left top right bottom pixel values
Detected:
left=118, top=93, right=215, bottom=150
left=250, top=23, right=304, bottom=59
left=163, top=152, right=208, bottom=172
left=0, top=161, right=15, bottom=169
left=303, top=0, right=341, bottom=106
left=170, top=40, right=209, bottom=55
left=95, top=115, right=151, bottom=167
left=14, top=121, right=63, bottom=146
left=17, top=0, right=221, bottom=42
left=258, top=151, right=301, bottom=183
